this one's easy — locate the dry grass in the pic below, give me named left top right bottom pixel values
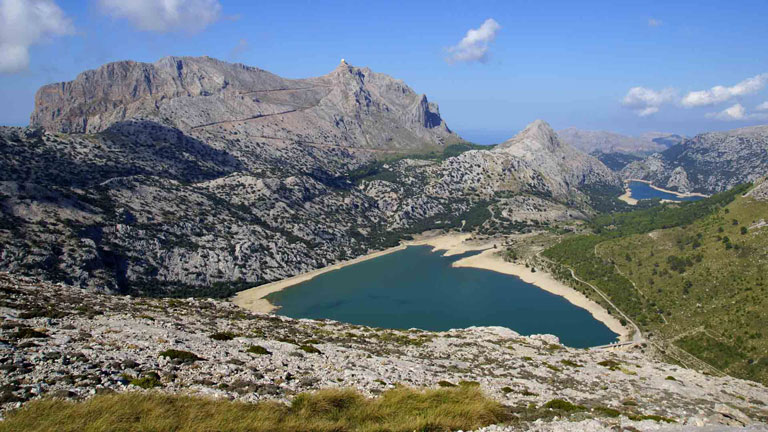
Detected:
left=0, top=385, right=510, bottom=432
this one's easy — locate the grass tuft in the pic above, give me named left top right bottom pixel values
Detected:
left=0, top=386, right=510, bottom=432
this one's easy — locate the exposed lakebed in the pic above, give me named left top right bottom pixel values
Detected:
left=267, top=245, right=618, bottom=348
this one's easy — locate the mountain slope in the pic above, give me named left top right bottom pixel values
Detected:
left=622, top=125, right=768, bottom=194
left=542, top=181, right=768, bottom=385
left=1, top=272, right=766, bottom=429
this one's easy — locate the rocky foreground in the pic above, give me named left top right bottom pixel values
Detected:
left=1, top=272, right=767, bottom=430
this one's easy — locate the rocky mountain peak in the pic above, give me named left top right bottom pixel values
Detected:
left=497, top=119, right=563, bottom=153
left=29, top=55, right=458, bottom=151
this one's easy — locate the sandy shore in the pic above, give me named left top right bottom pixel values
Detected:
left=618, top=187, right=638, bottom=205
left=231, top=243, right=407, bottom=313
left=452, top=249, right=630, bottom=342
left=231, top=232, right=487, bottom=314
left=620, top=179, right=709, bottom=205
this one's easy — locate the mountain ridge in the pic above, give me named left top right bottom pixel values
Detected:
left=622, top=125, right=768, bottom=193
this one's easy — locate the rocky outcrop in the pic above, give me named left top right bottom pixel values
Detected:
left=747, top=178, right=768, bottom=202
left=622, top=125, right=768, bottom=194
left=2, top=272, right=767, bottom=429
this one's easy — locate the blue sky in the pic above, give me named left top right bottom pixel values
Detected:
left=1, top=0, right=768, bottom=143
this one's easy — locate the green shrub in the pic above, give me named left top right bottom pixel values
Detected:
left=597, top=359, right=622, bottom=371
left=299, top=345, right=321, bottom=354
left=593, top=406, right=621, bottom=417
left=209, top=331, right=237, bottom=341
left=246, top=345, right=271, bottom=355
left=159, top=349, right=202, bottom=363
left=129, top=374, right=162, bottom=389
left=542, top=399, right=585, bottom=412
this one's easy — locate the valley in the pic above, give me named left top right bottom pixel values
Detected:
left=1, top=54, right=768, bottom=430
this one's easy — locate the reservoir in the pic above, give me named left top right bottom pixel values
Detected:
left=627, top=181, right=704, bottom=202
left=267, top=245, right=619, bottom=348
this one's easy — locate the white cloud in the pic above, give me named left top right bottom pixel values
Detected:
left=621, top=86, right=678, bottom=117
left=756, top=101, right=768, bottom=111
left=648, top=18, right=662, bottom=27
left=446, top=18, right=501, bottom=64
left=682, top=73, right=768, bottom=107
left=0, top=0, right=74, bottom=73
left=706, top=103, right=768, bottom=121
left=707, top=103, right=746, bottom=120
left=98, top=0, right=222, bottom=33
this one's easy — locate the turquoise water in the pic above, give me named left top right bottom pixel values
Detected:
left=267, top=246, right=619, bottom=348
left=628, top=181, right=703, bottom=202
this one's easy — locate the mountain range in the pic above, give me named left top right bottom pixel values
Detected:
left=1, top=57, right=619, bottom=296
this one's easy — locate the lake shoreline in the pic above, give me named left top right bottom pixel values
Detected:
left=231, top=232, right=483, bottom=314
left=231, top=232, right=628, bottom=343
left=452, top=249, right=630, bottom=342
left=619, top=179, right=709, bottom=205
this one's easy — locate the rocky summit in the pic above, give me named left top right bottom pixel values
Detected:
left=31, top=56, right=457, bottom=153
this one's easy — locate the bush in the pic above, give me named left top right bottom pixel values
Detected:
left=209, top=331, right=237, bottom=341
left=542, top=399, right=585, bottom=412
left=437, top=381, right=456, bottom=388
left=593, top=406, right=621, bottom=417
left=246, top=345, right=271, bottom=355
left=159, top=349, right=202, bottom=363
left=299, top=345, right=321, bottom=354
left=129, top=374, right=162, bottom=389
left=597, top=360, right=622, bottom=371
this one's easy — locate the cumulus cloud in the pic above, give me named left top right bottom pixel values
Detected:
left=0, top=0, right=74, bottom=73
left=682, top=73, right=768, bottom=107
left=756, top=101, right=768, bottom=111
left=706, top=103, right=768, bottom=121
left=621, top=87, right=678, bottom=117
left=707, top=103, right=747, bottom=120
left=98, top=0, right=222, bottom=33
left=446, top=18, right=501, bottom=64
left=648, top=18, right=662, bottom=27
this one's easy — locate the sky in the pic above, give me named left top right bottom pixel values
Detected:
left=1, top=0, right=768, bottom=144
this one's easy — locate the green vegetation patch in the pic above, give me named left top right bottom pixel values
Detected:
left=209, top=331, right=238, bottom=341
left=159, top=349, right=203, bottom=363
left=246, top=345, right=271, bottom=355
left=299, top=345, right=322, bottom=354
left=543, top=183, right=768, bottom=385
left=0, top=386, right=510, bottom=432
left=542, top=399, right=586, bottom=412
left=675, top=333, right=746, bottom=371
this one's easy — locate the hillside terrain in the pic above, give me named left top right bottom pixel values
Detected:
left=1, top=272, right=766, bottom=430
left=541, top=180, right=768, bottom=385
left=0, top=57, right=619, bottom=297
left=622, top=126, right=768, bottom=193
